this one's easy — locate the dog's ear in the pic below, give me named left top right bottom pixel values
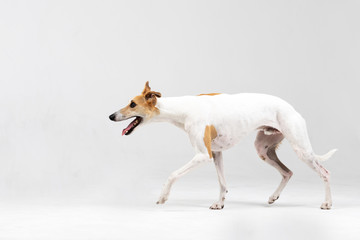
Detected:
left=144, top=91, right=162, bottom=107
left=143, top=81, right=161, bottom=100
left=142, top=81, right=151, bottom=95
left=144, top=91, right=161, bottom=99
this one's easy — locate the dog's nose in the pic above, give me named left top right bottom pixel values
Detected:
left=109, top=113, right=116, bottom=121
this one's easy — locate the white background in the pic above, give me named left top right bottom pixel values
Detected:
left=0, top=0, right=359, bottom=239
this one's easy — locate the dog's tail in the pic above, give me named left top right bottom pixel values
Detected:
left=316, top=149, right=338, bottom=162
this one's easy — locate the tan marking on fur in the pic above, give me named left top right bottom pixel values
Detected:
left=260, top=155, right=266, bottom=161
left=120, top=82, right=162, bottom=119
left=198, top=93, right=221, bottom=96
left=142, top=81, right=151, bottom=95
left=203, top=125, right=218, bottom=159
left=142, top=81, right=161, bottom=99
left=120, top=95, right=160, bottom=118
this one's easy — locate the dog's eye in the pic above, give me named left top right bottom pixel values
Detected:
left=130, top=102, right=137, bottom=108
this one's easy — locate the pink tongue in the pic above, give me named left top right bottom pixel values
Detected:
left=122, top=122, right=135, bottom=136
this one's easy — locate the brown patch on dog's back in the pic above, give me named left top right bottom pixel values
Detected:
left=198, top=93, right=221, bottom=96
left=203, top=125, right=218, bottom=159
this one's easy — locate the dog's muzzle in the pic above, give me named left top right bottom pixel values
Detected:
left=109, top=113, right=116, bottom=121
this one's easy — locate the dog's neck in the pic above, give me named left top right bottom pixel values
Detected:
left=153, top=97, right=189, bottom=129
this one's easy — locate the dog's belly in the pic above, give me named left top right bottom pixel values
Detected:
left=211, top=133, right=244, bottom=151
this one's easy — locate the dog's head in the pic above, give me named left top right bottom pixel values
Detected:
left=109, top=81, right=162, bottom=136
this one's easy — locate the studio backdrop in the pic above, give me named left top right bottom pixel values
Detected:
left=0, top=0, right=359, bottom=205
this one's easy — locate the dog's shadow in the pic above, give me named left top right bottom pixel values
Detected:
left=157, top=198, right=311, bottom=211
left=227, top=200, right=310, bottom=209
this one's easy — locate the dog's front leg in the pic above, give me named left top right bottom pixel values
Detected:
left=210, top=151, right=228, bottom=210
left=156, top=153, right=210, bottom=204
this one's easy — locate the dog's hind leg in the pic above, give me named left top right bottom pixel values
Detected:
left=255, top=130, right=293, bottom=204
left=210, top=151, right=228, bottom=210
left=291, top=147, right=333, bottom=209
left=279, top=114, right=336, bottom=209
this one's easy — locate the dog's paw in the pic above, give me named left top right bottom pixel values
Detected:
left=156, top=196, right=168, bottom=205
left=320, top=202, right=332, bottom=210
left=268, top=195, right=279, bottom=204
left=209, top=202, right=224, bottom=210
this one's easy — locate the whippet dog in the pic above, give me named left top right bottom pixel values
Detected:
left=109, top=82, right=337, bottom=210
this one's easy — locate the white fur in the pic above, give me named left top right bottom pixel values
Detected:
left=112, top=93, right=337, bottom=209
left=152, top=93, right=336, bottom=209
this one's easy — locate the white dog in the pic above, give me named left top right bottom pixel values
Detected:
left=109, top=82, right=337, bottom=210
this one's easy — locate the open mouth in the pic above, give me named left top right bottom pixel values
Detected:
left=122, top=116, right=143, bottom=136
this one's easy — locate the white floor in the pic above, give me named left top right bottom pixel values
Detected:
left=0, top=180, right=359, bottom=240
